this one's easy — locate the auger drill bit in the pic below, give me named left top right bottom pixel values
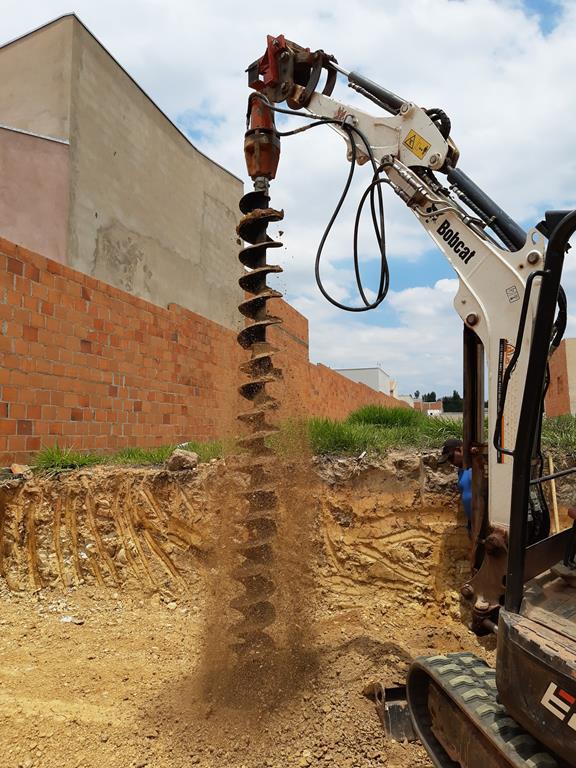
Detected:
left=232, top=94, right=284, bottom=659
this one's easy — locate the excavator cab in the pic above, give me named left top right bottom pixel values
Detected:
left=407, top=210, right=576, bottom=768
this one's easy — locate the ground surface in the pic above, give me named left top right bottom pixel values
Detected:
left=0, top=452, right=496, bottom=768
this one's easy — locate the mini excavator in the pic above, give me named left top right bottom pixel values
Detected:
left=237, top=36, right=576, bottom=768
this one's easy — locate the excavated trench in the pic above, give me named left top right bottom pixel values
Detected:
left=0, top=451, right=497, bottom=768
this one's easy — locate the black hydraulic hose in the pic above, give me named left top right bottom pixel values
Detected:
left=447, top=167, right=527, bottom=251
left=251, top=94, right=390, bottom=312
left=450, top=186, right=518, bottom=250
left=552, top=286, right=568, bottom=349
left=425, top=108, right=451, bottom=140
left=493, top=269, right=548, bottom=456
left=347, top=71, right=404, bottom=114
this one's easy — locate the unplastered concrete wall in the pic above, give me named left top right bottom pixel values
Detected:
left=0, top=239, right=407, bottom=464
left=334, top=367, right=391, bottom=395
left=0, top=128, right=69, bottom=264
left=0, top=15, right=244, bottom=332
left=0, top=17, right=73, bottom=139
left=68, top=18, right=243, bottom=331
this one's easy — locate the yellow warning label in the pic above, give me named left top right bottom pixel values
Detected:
left=402, top=129, right=431, bottom=160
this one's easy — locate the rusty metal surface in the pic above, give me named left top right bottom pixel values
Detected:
left=363, top=682, right=418, bottom=742
left=247, top=35, right=336, bottom=107
left=461, top=525, right=507, bottom=636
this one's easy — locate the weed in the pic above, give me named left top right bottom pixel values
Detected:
left=107, top=445, right=176, bottom=466
left=33, top=445, right=103, bottom=472
left=179, top=440, right=224, bottom=463
left=347, top=405, right=423, bottom=428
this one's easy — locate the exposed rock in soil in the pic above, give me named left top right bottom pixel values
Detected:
left=165, top=448, right=200, bottom=472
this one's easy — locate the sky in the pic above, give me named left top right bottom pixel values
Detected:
left=2, top=0, right=576, bottom=397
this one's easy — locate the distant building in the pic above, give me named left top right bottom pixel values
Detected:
left=397, top=394, right=415, bottom=408
left=546, top=338, right=576, bottom=416
left=334, top=367, right=392, bottom=396
left=414, top=399, right=443, bottom=416
left=0, top=14, right=243, bottom=330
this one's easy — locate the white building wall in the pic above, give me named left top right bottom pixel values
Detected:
left=334, top=367, right=391, bottom=394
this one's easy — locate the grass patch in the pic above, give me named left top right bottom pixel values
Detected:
left=269, top=413, right=462, bottom=456
left=31, top=413, right=576, bottom=469
left=33, top=445, right=103, bottom=472
left=33, top=439, right=226, bottom=471
left=347, top=404, right=423, bottom=428
left=541, top=415, right=576, bottom=457
left=307, top=410, right=462, bottom=456
left=179, top=440, right=224, bottom=463
left=107, top=445, right=176, bottom=466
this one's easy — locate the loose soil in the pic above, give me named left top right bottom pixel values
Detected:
left=0, top=451, right=497, bottom=768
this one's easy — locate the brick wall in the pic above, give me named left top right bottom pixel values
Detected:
left=0, top=238, right=407, bottom=464
left=414, top=400, right=443, bottom=413
left=546, top=340, right=570, bottom=416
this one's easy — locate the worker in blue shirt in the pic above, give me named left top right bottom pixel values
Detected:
left=438, top=438, right=472, bottom=532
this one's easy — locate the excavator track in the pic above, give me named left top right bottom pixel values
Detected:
left=407, top=652, right=562, bottom=768
left=233, top=189, right=284, bottom=659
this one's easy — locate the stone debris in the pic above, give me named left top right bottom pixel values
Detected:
left=10, top=463, right=33, bottom=479
left=165, top=449, right=199, bottom=472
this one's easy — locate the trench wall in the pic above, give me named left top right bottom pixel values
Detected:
left=0, top=238, right=406, bottom=464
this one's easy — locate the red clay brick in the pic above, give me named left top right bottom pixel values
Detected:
left=26, top=437, right=41, bottom=451
left=23, top=326, right=38, bottom=342
left=27, top=405, right=42, bottom=420
left=7, top=257, right=23, bottom=276
left=16, top=420, right=33, bottom=435
left=25, top=264, right=41, bottom=283
left=0, top=239, right=406, bottom=463
left=10, top=404, right=26, bottom=419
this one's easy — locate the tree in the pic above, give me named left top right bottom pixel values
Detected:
left=413, top=390, right=420, bottom=399
left=442, top=390, right=464, bottom=412
left=422, top=391, right=437, bottom=402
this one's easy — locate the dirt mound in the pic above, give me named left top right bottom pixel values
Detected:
left=0, top=451, right=494, bottom=768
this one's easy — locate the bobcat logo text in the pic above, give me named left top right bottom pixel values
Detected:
left=437, top=219, right=476, bottom=264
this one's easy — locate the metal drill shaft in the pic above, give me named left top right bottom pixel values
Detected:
left=233, top=185, right=284, bottom=657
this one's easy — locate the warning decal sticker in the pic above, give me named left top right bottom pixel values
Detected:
left=403, top=129, right=431, bottom=160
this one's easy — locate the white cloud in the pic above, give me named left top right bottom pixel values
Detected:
left=1, top=0, right=575, bottom=394
left=292, top=278, right=462, bottom=394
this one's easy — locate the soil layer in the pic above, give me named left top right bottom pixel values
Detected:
left=0, top=452, right=496, bottom=768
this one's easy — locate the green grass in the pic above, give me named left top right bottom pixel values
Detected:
left=31, top=413, right=576, bottom=470
left=33, top=445, right=103, bottom=472
left=107, top=445, right=176, bottom=466
left=32, top=439, right=225, bottom=472
left=541, top=415, right=576, bottom=457
left=178, top=440, right=224, bottom=463
left=346, top=404, right=423, bottom=427
left=308, top=409, right=462, bottom=455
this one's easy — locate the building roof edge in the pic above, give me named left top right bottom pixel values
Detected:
left=0, top=13, right=243, bottom=185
